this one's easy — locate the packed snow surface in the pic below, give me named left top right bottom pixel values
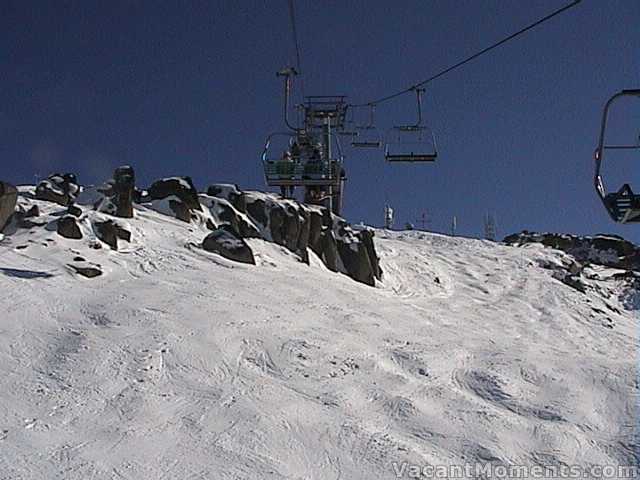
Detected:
left=0, top=197, right=638, bottom=479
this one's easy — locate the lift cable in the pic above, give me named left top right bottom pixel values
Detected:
left=288, top=0, right=305, bottom=99
left=350, top=0, right=582, bottom=108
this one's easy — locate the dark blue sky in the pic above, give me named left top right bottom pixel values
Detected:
left=2, top=1, right=639, bottom=240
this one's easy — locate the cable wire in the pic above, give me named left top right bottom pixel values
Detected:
left=288, top=0, right=305, bottom=99
left=351, top=0, right=582, bottom=108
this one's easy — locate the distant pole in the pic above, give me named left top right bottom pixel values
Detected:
left=384, top=205, right=394, bottom=229
left=418, top=210, right=432, bottom=231
left=451, top=216, right=457, bottom=236
left=484, top=212, right=497, bottom=241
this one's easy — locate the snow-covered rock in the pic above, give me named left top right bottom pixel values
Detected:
left=147, top=176, right=201, bottom=211
left=236, top=191, right=382, bottom=285
left=68, top=259, right=103, bottom=278
left=94, top=166, right=136, bottom=218
left=504, top=231, right=640, bottom=271
left=199, top=194, right=260, bottom=238
left=56, top=215, right=82, bottom=239
left=91, top=218, right=132, bottom=251
left=202, top=225, right=255, bottom=264
left=206, top=183, right=245, bottom=212
left=0, top=181, right=17, bottom=231
left=35, top=173, right=80, bottom=206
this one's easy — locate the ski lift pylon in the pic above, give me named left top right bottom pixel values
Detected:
left=594, top=89, right=640, bottom=223
left=385, top=88, right=438, bottom=162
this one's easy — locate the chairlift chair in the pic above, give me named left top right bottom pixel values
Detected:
left=351, top=105, right=383, bottom=149
left=385, top=88, right=438, bottom=162
left=262, top=132, right=342, bottom=187
left=594, top=89, right=640, bottom=223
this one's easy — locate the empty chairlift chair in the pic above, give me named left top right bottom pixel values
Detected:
left=594, top=89, right=640, bottom=223
left=351, top=105, right=383, bottom=149
left=384, top=88, right=438, bottom=163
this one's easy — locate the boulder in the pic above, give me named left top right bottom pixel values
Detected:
left=319, top=229, right=339, bottom=272
left=67, top=205, right=82, bottom=217
left=245, top=197, right=268, bottom=228
left=113, top=166, right=135, bottom=217
left=268, top=204, right=286, bottom=245
left=148, top=177, right=201, bottom=211
left=207, top=184, right=246, bottom=212
left=357, top=228, right=382, bottom=280
left=35, top=173, right=80, bottom=206
left=265, top=202, right=306, bottom=255
left=337, top=240, right=375, bottom=286
left=93, top=220, right=119, bottom=250
left=335, top=226, right=377, bottom=286
left=0, top=182, right=18, bottom=232
left=199, top=195, right=260, bottom=238
left=57, top=215, right=83, bottom=239
left=308, top=209, right=324, bottom=253
left=295, top=207, right=311, bottom=263
left=95, top=166, right=136, bottom=218
left=11, top=203, right=44, bottom=230
left=283, top=205, right=302, bottom=252
left=22, top=205, right=40, bottom=218
left=169, top=199, right=192, bottom=223
left=69, top=262, right=102, bottom=278
left=115, top=224, right=132, bottom=242
left=143, top=196, right=196, bottom=224
left=202, top=226, right=255, bottom=265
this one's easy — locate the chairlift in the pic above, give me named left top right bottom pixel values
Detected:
left=262, top=132, right=342, bottom=187
left=594, top=89, right=640, bottom=223
left=351, top=105, right=382, bottom=149
left=385, top=88, right=438, bottom=162
left=262, top=67, right=346, bottom=214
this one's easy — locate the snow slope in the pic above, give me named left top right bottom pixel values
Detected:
left=0, top=194, right=638, bottom=479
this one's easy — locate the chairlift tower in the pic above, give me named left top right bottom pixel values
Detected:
left=262, top=68, right=348, bottom=215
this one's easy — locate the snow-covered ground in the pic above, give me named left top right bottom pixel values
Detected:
left=0, top=195, right=638, bottom=479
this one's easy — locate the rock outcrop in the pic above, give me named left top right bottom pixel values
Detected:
left=504, top=231, right=640, bottom=271
left=148, top=177, right=201, bottom=211
left=207, top=184, right=246, bottom=212
left=10, top=203, right=43, bottom=230
left=6, top=172, right=382, bottom=286
left=95, top=166, right=136, bottom=218
left=202, top=226, right=255, bottom=265
left=199, top=194, right=260, bottom=238
left=35, top=173, right=80, bottom=206
left=69, top=261, right=103, bottom=278
left=143, top=177, right=203, bottom=224
left=93, top=220, right=119, bottom=250
left=91, top=219, right=131, bottom=251
left=0, top=181, right=18, bottom=232
left=57, top=215, right=83, bottom=239
left=67, top=205, right=82, bottom=217
left=206, top=190, right=383, bottom=286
